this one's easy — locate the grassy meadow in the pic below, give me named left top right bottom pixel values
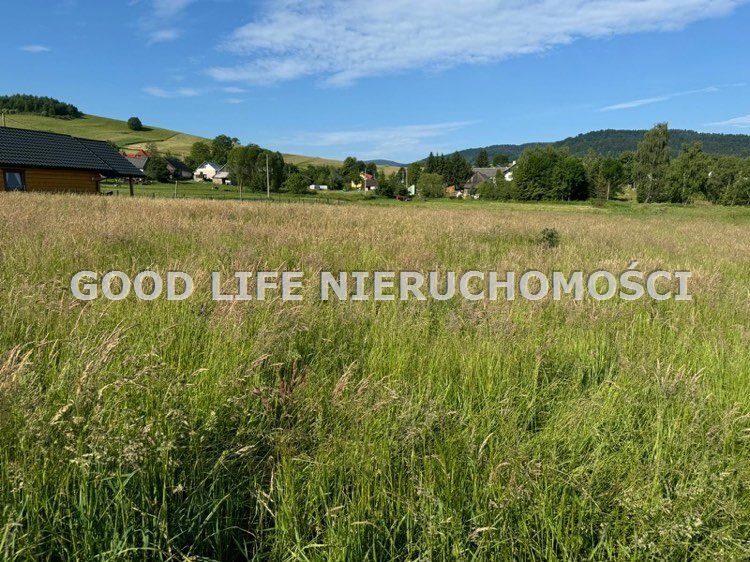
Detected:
left=0, top=193, right=749, bottom=560
left=2, top=114, right=361, bottom=170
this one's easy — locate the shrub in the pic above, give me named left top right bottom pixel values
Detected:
left=127, top=117, right=143, bottom=131
left=285, top=172, right=310, bottom=194
left=539, top=228, right=561, bottom=248
left=144, top=157, right=170, bottom=183
left=417, top=173, right=445, bottom=198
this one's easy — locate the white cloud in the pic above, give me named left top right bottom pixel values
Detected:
left=707, top=115, right=750, bottom=127
left=599, top=86, right=720, bottom=112
left=149, top=29, right=181, bottom=43
left=222, top=86, right=248, bottom=94
left=143, top=86, right=201, bottom=98
left=19, top=45, right=51, bottom=53
left=141, top=0, right=195, bottom=43
left=278, top=121, right=475, bottom=160
left=226, top=98, right=244, bottom=104
left=208, top=0, right=747, bottom=86
left=153, top=0, right=195, bottom=17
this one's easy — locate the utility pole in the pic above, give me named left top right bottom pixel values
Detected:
left=266, top=153, right=270, bottom=199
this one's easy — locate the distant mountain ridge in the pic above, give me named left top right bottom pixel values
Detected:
left=366, top=159, right=406, bottom=167
left=456, top=129, right=750, bottom=162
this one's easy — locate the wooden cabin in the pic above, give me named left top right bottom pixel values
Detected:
left=0, top=127, right=144, bottom=193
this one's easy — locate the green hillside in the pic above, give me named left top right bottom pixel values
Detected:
left=458, top=128, right=750, bottom=162
left=1, top=112, right=344, bottom=167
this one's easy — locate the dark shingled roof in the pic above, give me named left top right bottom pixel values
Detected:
left=0, top=127, right=145, bottom=178
left=165, top=157, right=192, bottom=175
left=126, top=156, right=149, bottom=171
left=77, top=139, right=146, bottom=178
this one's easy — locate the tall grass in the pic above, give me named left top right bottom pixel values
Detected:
left=0, top=193, right=749, bottom=560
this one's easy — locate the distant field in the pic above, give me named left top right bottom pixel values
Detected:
left=103, top=180, right=388, bottom=203
left=2, top=113, right=349, bottom=168
left=1, top=193, right=749, bottom=560
left=2, top=113, right=203, bottom=152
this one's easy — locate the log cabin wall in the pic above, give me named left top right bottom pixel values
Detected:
left=0, top=167, right=100, bottom=193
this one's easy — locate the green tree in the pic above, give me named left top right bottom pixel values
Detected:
left=719, top=160, right=750, bottom=205
left=425, top=152, right=438, bottom=174
left=444, top=152, right=473, bottom=187
left=706, top=156, right=740, bottom=203
left=705, top=156, right=750, bottom=205
left=285, top=172, right=310, bottom=194
left=227, top=145, right=259, bottom=192
left=635, top=123, right=670, bottom=203
left=407, top=162, right=423, bottom=189
left=619, top=151, right=636, bottom=187
left=211, top=135, right=239, bottom=165
left=127, top=117, right=143, bottom=131
left=417, top=172, right=445, bottom=198
left=475, top=149, right=490, bottom=168
left=554, top=155, right=590, bottom=200
left=144, top=158, right=170, bottom=183
left=477, top=180, right=502, bottom=200
left=514, top=146, right=590, bottom=201
left=665, top=142, right=708, bottom=203
left=341, top=156, right=365, bottom=186
left=145, top=141, right=161, bottom=159
left=513, top=147, right=561, bottom=200
left=585, top=152, right=625, bottom=200
left=186, top=141, right=213, bottom=169
left=492, top=153, right=510, bottom=167
left=267, top=151, right=286, bottom=192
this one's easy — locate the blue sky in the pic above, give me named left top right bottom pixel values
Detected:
left=2, top=0, right=750, bottom=162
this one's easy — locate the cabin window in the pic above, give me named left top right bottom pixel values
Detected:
left=4, top=170, right=26, bottom=191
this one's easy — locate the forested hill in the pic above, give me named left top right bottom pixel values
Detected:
left=458, top=129, right=750, bottom=161
left=0, top=94, right=82, bottom=118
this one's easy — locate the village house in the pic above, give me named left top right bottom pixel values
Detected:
left=193, top=161, right=222, bottom=181
left=212, top=164, right=231, bottom=185
left=126, top=155, right=192, bottom=181
left=460, top=162, right=517, bottom=196
left=0, top=126, right=144, bottom=193
left=126, top=155, right=149, bottom=173
left=165, top=158, right=192, bottom=180
left=351, top=172, right=379, bottom=191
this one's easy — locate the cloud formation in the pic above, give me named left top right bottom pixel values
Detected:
left=141, top=0, right=196, bottom=43
left=19, top=45, right=51, bottom=53
left=707, top=114, right=750, bottom=127
left=599, top=86, right=720, bottom=112
left=208, top=0, right=746, bottom=86
left=153, top=0, right=195, bottom=17
left=278, top=122, right=475, bottom=160
left=149, top=29, right=181, bottom=44
left=143, top=86, right=201, bottom=98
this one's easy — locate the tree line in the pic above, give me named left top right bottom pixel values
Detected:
left=177, top=124, right=750, bottom=205
left=0, top=94, right=83, bottom=119
left=470, top=124, right=749, bottom=206
left=459, top=128, right=750, bottom=162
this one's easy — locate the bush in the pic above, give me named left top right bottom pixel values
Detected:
left=144, top=157, right=170, bottom=183
left=539, top=228, right=561, bottom=248
left=476, top=180, right=501, bottom=200
left=127, top=117, right=143, bottom=131
left=285, top=172, right=310, bottom=195
left=417, top=173, right=445, bottom=198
